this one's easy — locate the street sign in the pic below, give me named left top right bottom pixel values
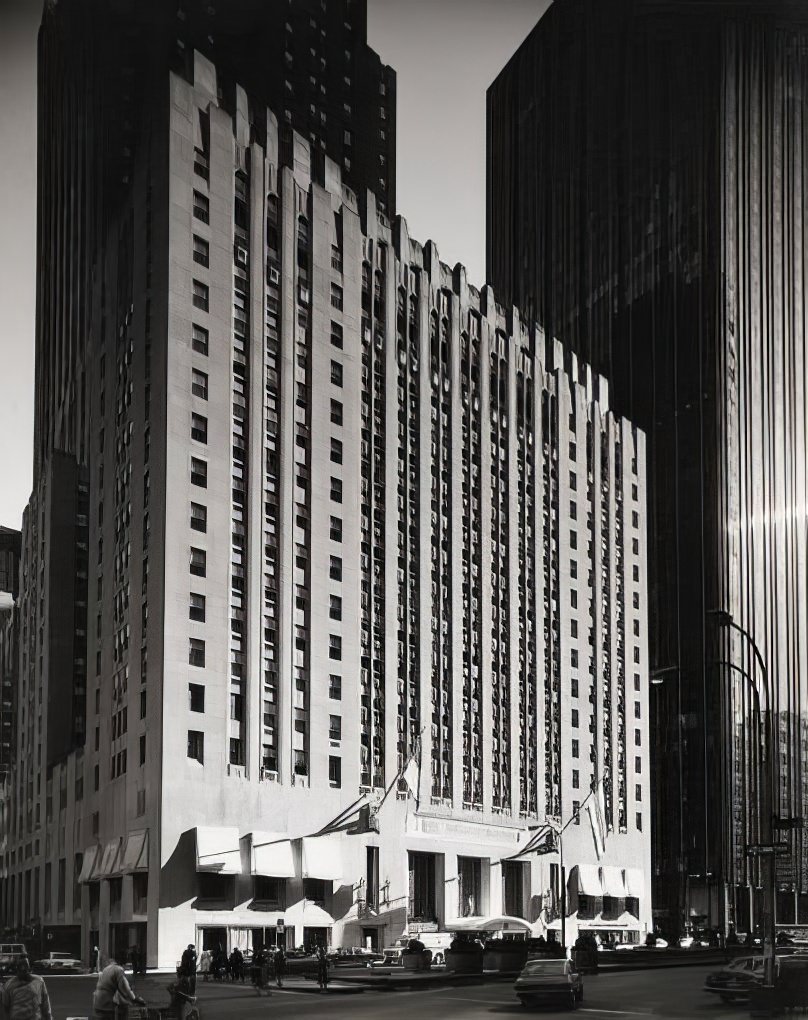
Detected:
left=773, top=816, right=804, bottom=830
left=746, top=843, right=790, bottom=857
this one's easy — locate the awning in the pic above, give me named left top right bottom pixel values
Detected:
left=601, top=866, right=627, bottom=898
left=446, top=915, right=533, bottom=934
left=96, top=838, right=122, bottom=878
left=573, top=865, right=603, bottom=897
left=78, top=846, right=99, bottom=883
left=624, top=868, right=645, bottom=899
left=196, top=826, right=242, bottom=874
left=301, top=834, right=342, bottom=881
left=301, top=902, right=336, bottom=927
left=250, top=832, right=295, bottom=878
left=120, top=830, right=149, bottom=873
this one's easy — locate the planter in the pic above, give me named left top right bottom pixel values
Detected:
left=483, top=946, right=529, bottom=974
left=444, top=950, right=483, bottom=975
left=402, top=950, right=432, bottom=971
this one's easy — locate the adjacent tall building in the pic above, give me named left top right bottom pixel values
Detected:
left=487, top=0, right=808, bottom=934
left=3, top=0, right=652, bottom=965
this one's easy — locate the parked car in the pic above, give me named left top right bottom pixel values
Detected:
left=704, top=955, right=772, bottom=1004
left=0, top=944, right=27, bottom=976
left=32, top=952, right=86, bottom=974
left=514, top=958, right=584, bottom=1010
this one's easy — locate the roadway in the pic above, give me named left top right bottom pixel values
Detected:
left=47, top=964, right=748, bottom=1019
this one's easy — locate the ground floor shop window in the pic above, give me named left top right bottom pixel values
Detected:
left=408, top=851, right=437, bottom=923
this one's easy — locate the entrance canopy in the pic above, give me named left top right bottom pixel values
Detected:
left=446, top=915, right=533, bottom=934
left=601, top=866, right=627, bottom=898
left=573, top=865, right=602, bottom=896
left=78, top=845, right=99, bottom=883
left=195, top=826, right=242, bottom=874
left=250, top=832, right=295, bottom=878
left=120, top=830, right=149, bottom=873
left=96, top=838, right=122, bottom=878
left=301, top=834, right=342, bottom=881
left=624, top=868, right=644, bottom=898
left=302, top=902, right=336, bottom=927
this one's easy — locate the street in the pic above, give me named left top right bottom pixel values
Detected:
left=46, top=965, right=755, bottom=1019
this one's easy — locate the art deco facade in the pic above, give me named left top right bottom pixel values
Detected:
left=487, top=0, right=808, bottom=935
left=3, top=40, right=651, bottom=965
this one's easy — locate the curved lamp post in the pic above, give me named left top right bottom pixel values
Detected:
left=708, top=610, right=776, bottom=989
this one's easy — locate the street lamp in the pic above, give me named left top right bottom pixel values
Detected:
left=708, top=610, right=776, bottom=990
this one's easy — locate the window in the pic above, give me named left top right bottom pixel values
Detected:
left=636, top=813, right=643, bottom=832
left=189, top=638, right=206, bottom=668
left=191, top=458, right=207, bottom=487
left=192, top=279, right=209, bottom=311
left=329, top=756, right=342, bottom=788
left=632, top=537, right=639, bottom=555
left=570, top=530, right=577, bottom=550
left=571, top=709, right=579, bottom=728
left=570, top=471, right=577, bottom=491
left=192, top=369, right=208, bottom=399
left=193, top=234, right=209, bottom=267
left=329, top=516, right=342, bottom=542
left=329, top=674, right=342, bottom=700
left=190, top=502, right=207, bottom=532
left=191, top=413, right=208, bottom=443
left=330, top=283, right=343, bottom=310
left=571, top=678, right=579, bottom=698
left=189, top=684, right=205, bottom=713
left=635, top=728, right=642, bottom=746
left=190, top=547, right=206, bottom=577
left=572, top=769, right=579, bottom=789
left=635, top=783, right=642, bottom=802
left=140, top=690, right=146, bottom=719
left=331, top=360, right=343, bottom=387
left=632, top=510, right=639, bottom=528
left=329, top=715, right=342, bottom=741
left=187, top=730, right=204, bottom=763
left=572, top=801, right=581, bottom=824
left=193, top=190, right=209, bottom=223
left=634, top=702, right=641, bottom=719
left=571, top=649, right=578, bottom=668
left=572, top=739, right=579, bottom=758
left=139, top=735, right=146, bottom=765
left=230, top=739, right=245, bottom=766
left=192, top=323, right=209, bottom=355
left=331, top=438, right=343, bottom=464
left=635, top=756, right=642, bottom=774
left=570, top=589, right=577, bottom=609
left=330, top=477, right=342, bottom=503
left=329, top=556, right=342, bottom=581
left=571, top=620, right=578, bottom=639
left=230, top=694, right=244, bottom=722
left=331, top=321, right=343, bottom=348
left=570, top=560, right=577, bottom=579
left=634, top=673, right=641, bottom=692
left=189, top=593, right=206, bottom=622
left=329, top=635, right=342, bottom=660
left=329, top=594, right=342, bottom=620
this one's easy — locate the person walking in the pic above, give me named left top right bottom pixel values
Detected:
left=179, top=943, right=198, bottom=994
left=274, top=945, right=286, bottom=988
left=198, top=949, right=211, bottom=982
left=316, top=944, right=329, bottom=992
left=1, top=956, right=52, bottom=1020
left=229, top=946, right=244, bottom=982
left=92, top=945, right=101, bottom=974
left=92, top=957, right=146, bottom=1019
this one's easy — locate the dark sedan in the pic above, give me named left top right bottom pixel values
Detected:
left=514, top=958, right=584, bottom=1010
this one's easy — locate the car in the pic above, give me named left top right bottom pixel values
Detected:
left=0, top=944, right=27, bottom=976
left=514, top=958, right=584, bottom=1010
left=33, top=951, right=86, bottom=974
left=704, top=955, right=773, bottom=1004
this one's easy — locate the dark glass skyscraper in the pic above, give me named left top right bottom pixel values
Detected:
left=487, top=0, right=808, bottom=934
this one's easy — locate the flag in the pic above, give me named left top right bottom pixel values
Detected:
left=532, top=825, right=559, bottom=855
left=587, top=791, right=606, bottom=860
left=402, top=755, right=419, bottom=798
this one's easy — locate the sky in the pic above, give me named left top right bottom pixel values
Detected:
left=0, top=0, right=549, bottom=529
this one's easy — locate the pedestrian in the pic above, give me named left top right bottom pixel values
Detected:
left=229, top=946, right=244, bottom=982
left=274, top=945, right=286, bottom=988
left=166, top=975, right=197, bottom=1020
left=316, top=944, right=329, bottom=992
left=92, top=957, right=146, bottom=1019
left=179, top=943, right=197, bottom=994
left=198, top=949, right=211, bottom=982
left=92, top=945, right=101, bottom=974
left=1, top=956, right=52, bottom=1020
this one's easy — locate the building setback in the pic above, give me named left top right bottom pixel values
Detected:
left=2, top=47, right=651, bottom=966
left=486, top=0, right=808, bottom=935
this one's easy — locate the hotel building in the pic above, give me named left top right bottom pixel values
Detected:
left=3, top=6, right=651, bottom=966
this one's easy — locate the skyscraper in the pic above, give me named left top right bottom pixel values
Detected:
left=3, top=2, right=652, bottom=963
left=487, top=0, right=808, bottom=934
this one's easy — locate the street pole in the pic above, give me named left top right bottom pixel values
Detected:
left=560, top=834, right=565, bottom=951
left=709, top=611, right=775, bottom=989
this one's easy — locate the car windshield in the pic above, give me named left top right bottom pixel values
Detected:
left=522, top=961, right=567, bottom=976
